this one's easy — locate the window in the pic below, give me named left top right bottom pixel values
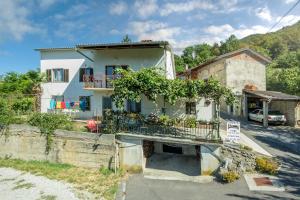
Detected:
left=102, top=96, right=112, bottom=110
left=79, top=68, right=94, bottom=82
left=105, top=65, right=128, bottom=88
left=79, top=96, right=91, bottom=111
left=127, top=100, right=141, bottom=113
left=186, top=102, right=196, bottom=115
left=50, top=68, right=69, bottom=82
left=46, top=69, right=52, bottom=82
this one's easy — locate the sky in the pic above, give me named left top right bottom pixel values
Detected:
left=0, top=0, right=300, bottom=75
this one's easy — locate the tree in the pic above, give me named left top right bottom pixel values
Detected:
left=0, top=70, right=43, bottom=94
left=267, top=50, right=300, bottom=95
left=174, top=55, right=185, bottom=73
left=121, top=34, right=132, bottom=43
left=219, top=35, right=241, bottom=54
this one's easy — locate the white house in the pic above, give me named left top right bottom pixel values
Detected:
left=37, top=41, right=213, bottom=121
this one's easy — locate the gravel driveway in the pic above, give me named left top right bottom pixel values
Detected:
left=0, top=167, right=95, bottom=200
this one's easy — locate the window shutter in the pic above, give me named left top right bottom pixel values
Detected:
left=79, top=68, right=84, bottom=82
left=64, top=69, right=69, bottom=82
left=46, top=69, right=52, bottom=82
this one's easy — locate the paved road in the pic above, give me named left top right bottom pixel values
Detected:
left=122, top=116, right=300, bottom=200
left=0, top=167, right=94, bottom=200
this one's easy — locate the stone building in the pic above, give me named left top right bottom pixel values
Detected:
left=179, top=48, right=300, bottom=127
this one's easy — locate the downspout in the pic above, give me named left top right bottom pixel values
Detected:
left=75, top=48, right=95, bottom=62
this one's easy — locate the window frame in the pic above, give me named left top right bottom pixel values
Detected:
left=185, top=102, right=196, bottom=115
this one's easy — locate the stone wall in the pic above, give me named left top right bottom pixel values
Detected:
left=221, top=145, right=256, bottom=173
left=0, top=124, right=116, bottom=169
left=270, top=100, right=300, bottom=127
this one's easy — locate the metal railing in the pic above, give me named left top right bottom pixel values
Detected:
left=101, top=115, right=221, bottom=142
left=83, top=74, right=115, bottom=88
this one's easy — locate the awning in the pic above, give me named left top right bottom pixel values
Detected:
left=244, top=90, right=300, bottom=101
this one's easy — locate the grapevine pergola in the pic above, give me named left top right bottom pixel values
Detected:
left=112, top=67, right=235, bottom=112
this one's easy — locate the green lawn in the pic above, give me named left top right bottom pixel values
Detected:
left=0, top=158, right=123, bottom=200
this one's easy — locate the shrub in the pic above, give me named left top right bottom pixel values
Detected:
left=12, top=98, right=34, bottom=114
left=221, top=171, right=240, bottom=183
left=255, top=157, right=279, bottom=175
left=0, top=99, right=13, bottom=134
left=28, top=113, right=72, bottom=153
left=184, top=116, right=197, bottom=128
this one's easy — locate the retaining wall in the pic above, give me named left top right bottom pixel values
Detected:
left=0, top=124, right=116, bottom=169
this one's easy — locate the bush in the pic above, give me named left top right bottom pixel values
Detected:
left=0, top=99, right=13, bottom=131
left=12, top=98, right=34, bottom=114
left=28, top=113, right=72, bottom=153
left=184, top=116, right=197, bottom=128
left=255, top=157, right=279, bottom=175
left=221, top=171, right=240, bottom=183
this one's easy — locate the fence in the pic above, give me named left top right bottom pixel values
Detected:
left=101, top=114, right=221, bottom=142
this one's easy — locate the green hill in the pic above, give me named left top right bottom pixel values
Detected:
left=240, top=21, right=300, bottom=59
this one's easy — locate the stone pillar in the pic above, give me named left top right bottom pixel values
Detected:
left=243, top=93, right=248, bottom=118
left=263, top=100, right=269, bottom=127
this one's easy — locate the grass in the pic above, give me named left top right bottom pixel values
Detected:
left=39, top=195, right=57, bottom=200
left=13, top=182, right=35, bottom=190
left=0, top=158, right=123, bottom=200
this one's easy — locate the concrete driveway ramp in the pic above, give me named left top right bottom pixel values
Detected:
left=144, top=153, right=213, bottom=183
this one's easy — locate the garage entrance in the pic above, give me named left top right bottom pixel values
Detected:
left=143, top=141, right=200, bottom=177
left=243, top=90, right=300, bottom=127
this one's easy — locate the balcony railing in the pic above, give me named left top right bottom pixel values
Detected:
left=83, top=74, right=115, bottom=89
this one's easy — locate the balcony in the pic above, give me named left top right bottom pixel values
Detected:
left=83, top=74, right=114, bottom=92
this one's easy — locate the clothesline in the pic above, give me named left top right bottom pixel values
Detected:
left=50, top=98, right=88, bottom=111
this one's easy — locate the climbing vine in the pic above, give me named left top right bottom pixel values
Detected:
left=112, top=67, right=236, bottom=109
left=28, top=113, right=72, bottom=154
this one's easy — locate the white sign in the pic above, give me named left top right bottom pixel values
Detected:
left=226, top=121, right=240, bottom=143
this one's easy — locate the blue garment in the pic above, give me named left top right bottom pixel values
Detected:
left=50, top=99, right=56, bottom=110
left=65, top=101, right=71, bottom=109
left=80, top=99, right=87, bottom=112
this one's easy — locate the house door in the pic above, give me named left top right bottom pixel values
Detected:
left=102, top=96, right=112, bottom=116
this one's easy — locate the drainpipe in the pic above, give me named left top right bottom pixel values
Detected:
left=75, top=48, right=95, bottom=62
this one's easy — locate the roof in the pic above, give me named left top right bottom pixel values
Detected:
left=76, top=41, right=170, bottom=49
left=189, top=48, right=272, bottom=72
left=35, top=41, right=170, bottom=51
left=244, top=90, right=300, bottom=101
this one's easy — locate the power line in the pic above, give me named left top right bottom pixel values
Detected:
left=268, top=0, right=300, bottom=32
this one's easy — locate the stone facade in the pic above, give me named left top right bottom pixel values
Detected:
left=0, top=124, right=116, bottom=169
left=270, top=101, right=300, bottom=127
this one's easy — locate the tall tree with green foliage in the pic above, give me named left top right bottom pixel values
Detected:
left=121, top=34, right=132, bottom=43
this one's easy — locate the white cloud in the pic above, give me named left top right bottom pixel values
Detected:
left=109, top=1, right=128, bottom=15
left=255, top=7, right=272, bottom=21
left=54, top=20, right=86, bottom=41
left=273, top=14, right=300, bottom=30
left=204, top=24, right=235, bottom=35
left=0, top=0, right=40, bottom=41
left=284, top=0, right=297, bottom=4
left=38, top=0, right=59, bottom=9
left=110, top=29, right=121, bottom=35
left=187, top=13, right=206, bottom=21
left=160, top=0, right=214, bottom=16
left=134, top=0, right=158, bottom=18
left=127, top=20, right=181, bottom=43
left=204, top=24, right=269, bottom=41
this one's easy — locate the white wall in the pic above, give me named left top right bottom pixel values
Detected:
left=40, top=47, right=176, bottom=119
left=141, top=96, right=214, bottom=121
left=40, top=50, right=96, bottom=118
